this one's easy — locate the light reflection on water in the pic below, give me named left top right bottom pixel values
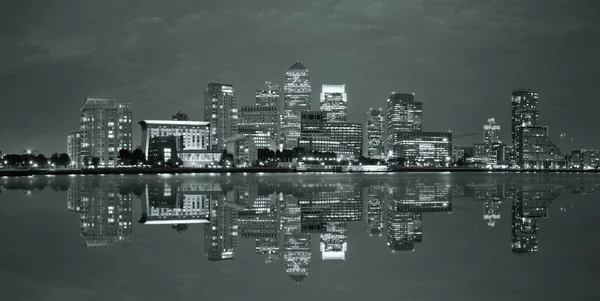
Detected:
left=1, top=173, right=599, bottom=301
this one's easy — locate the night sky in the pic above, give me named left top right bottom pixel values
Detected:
left=1, top=0, right=599, bottom=154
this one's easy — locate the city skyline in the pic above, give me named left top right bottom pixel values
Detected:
left=1, top=0, right=599, bottom=154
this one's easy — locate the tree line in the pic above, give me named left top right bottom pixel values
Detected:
left=2, top=153, right=71, bottom=168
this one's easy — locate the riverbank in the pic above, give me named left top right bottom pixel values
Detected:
left=0, top=166, right=598, bottom=177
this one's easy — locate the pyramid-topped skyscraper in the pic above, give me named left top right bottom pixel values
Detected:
left=283, top=61, right=311, bottom=149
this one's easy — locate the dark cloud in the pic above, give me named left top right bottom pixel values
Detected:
left=0, top=0, right=599, bottom=153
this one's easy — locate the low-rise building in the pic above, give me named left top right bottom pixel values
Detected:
left=518, top=126, right=565, bottom=169
left=299, top=111, right=363, bottom=159
left=394, top=132, right=453, bottom=167
left=226, top=135, right=258, bottom=167
left=147, top=136, right=182, bottom=165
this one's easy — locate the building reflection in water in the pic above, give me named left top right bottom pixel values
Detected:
left=67, top=177, right=132, bottom=247
left=51, top=175, right=600, bottom=280
left=511, top=182, right=561, bottom=255
left=386, top=179, right=453, bottom=252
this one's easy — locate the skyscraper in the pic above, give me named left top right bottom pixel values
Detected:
left=511, top=89, right=539, bottom=148
left=256, top=81, right=281, bottom=108
left=70, top=97, right=132, bottom=168
left=204, top=83, right=238, bottom=150
left=320, top=84, right=347, bottom=122
left=283, top=61, right=311, bottom=149
left=386, top=93, right=422, bottom=151
left=367, top=108, right=385, bottom=159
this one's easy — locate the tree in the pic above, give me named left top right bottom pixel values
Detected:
left=118, top=149, right=132, bottom=165
left=91, top=157, right=100, bottom=167
left=35, top=154, right=47, bottom=167
left=218, top=150, right=234, bottom=167
left=57, top=153, right=71, bottom=167
left=131, top=148, right=147, bottom=166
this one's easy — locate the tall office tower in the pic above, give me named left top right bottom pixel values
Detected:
left=367, top=108, right=385, bottom=159
left=172, top=111, right=192, bottom=121
left=204, top=198, right=239, bottom=261
left=204, top=83, right=238, bottom=150
left=484, top=118, right=501, bottom=144
left=256, top=81, right=281, bottom=108
left=386, top=92, right=422, bottom=150
left=320, top=84, right=347, bottom=122
left=511, top=89, right=539, bottom=148
left=283, top=61, right=311, bottom=149
left=283, top=199, right=311, bottom=283
left=72, top=97, right=132, bottom=168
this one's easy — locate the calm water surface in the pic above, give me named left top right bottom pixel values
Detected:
left=1, top=173, right=599, bottom=301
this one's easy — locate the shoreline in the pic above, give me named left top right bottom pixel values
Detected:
left=0, top=167, right=598, bottom=177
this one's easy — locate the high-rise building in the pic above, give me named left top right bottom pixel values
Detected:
left=204, top=83, right=238, bottom=150
left=386, top=93, right=422, bottom=152
left=68, top=177, right=133, bottom=247
left=67, top=131, right=83, bottom=168
left=484, top=118, right=501, bottom=144
left=205, top=198, right=239, bottom=261
left=70, top=97, right=132, bottom=168
left=511, top=89, right=539, bottom=151
left=320, top=85, right=347, bottom=122
left=238, top=105, right=281, bottom=149
left=367, top=108, right=385, bottom=159
left=283, top=61, right=311, bottom=149
left=256, top=81, right=281, bottom=107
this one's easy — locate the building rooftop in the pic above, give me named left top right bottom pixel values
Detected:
left=289, top=274, right=307, bottom=283
left=288, top=61, right=307, bottom=70
left=139, top=120, right=210, bottom=127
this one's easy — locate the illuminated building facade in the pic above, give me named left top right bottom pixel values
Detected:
left=367, top=108, right=385, bottom=159
left=283, top=61, right=311, bottom=149
left=320, top=222, right=348, bottom=260
left=139, top=182, right=215, bottom=225
left=147, top=136, right=182, bottom=165
left=511, top=183, right=560, bottom=255
left=484, top=118, right=501, bottom=144
left=283, top=199, right=311, bottom=282
left=511, top=89, right=539, bottom=158
left=226, top=135, right=258, bottom=166
left=68, top=178, right=133, bottom=247
left=238, top=105, right=281, bottom=149
left=320, top=84, right=347, bottom=122
left=205, top=199, right=239, bottom=261
left=366, top=186, right=385, bottom=235
left=518, top=126, right=564, bottom=168
left=71, top=97, right=132, bottom=168
left=386, top=93, right=422, bottom=151
left=386, top=180, right=452, bottom=251
left=67, top=131, right=83, bottom=168
left=299, top=111, right=363, bottom=158
left=256, top=81, right=281, bottom=107
left=204, top=83, right=238, bottom=150
left=394, top=132, right=453, bottom=167
left=139, top=120, right=211, bottom=157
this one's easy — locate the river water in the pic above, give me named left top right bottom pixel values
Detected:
left=1, top=173, right=599, bottom=301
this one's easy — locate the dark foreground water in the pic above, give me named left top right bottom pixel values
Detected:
left=1, top=173, right=599, bottom=301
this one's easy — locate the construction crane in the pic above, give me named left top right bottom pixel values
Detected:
left=452, top=133, right=478, bottom=139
